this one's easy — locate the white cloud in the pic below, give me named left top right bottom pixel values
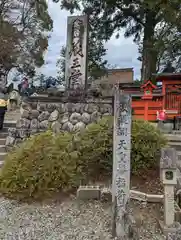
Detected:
left=40, top=1, right=141, bottom=80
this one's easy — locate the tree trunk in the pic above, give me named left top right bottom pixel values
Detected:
left=141, top=12, right=158, bottom=82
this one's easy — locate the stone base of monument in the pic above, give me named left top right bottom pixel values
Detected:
left=76, top=186, right=142, bottom=239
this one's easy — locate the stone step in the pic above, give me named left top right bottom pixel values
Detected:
left=0, top=138, right=6, bottom=145
left=0, top=145, right=6, bottom=152
left=0, top=160, right=4, bottom=167
left=172, top=131, right=181, bottom=135
left=168, top=141, right=181, bottom=151
left=0, top=132, right=8, bottom=138
left=0, top=152, right=7, bottom=161
left=0, top=127, right=9, bottom=133
left=169, top=141, right=181, bottom=146
left=3, top=120, right=16, bottom=128
left=165, top=134, right=181, bottom=141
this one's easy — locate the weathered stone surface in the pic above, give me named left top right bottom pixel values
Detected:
left=38, top=111, right=50, bottom=122
left=5, top=136, right=15, bottom=146
left=77, top=186, right=101, bottom=200
left=81, top=112, right=90, bottom=124
left=79, top=104, right=85, bottom=114
left=30, top=119, right=39, bottom=130
left=29, top=110, right=39, bottom=119
left=21, top=102, right=31, bottom=111
left=16, top=129, right=29, bottom=139
left=46, top=103, right=56, bottom=113
left=84, top=104, right=99, bottom=114
left=73, top=122, right=86, bottom=132
left=74, top=103, right=82, bottom=112
left=21, top=109, right=30, bottom=119
left=56, top=103, right=66, bottom=113
left=69, top=112, right=81, bottom=125
left=59, top=113, right=69, bottom=124
left=103, top=113, right=110, bottom=116
left=91, top=111, right=101, bottom=122
left=8, top=128, right=17, bottom=137
left=62, top=121, right=73, bottom=132
left=29, top=102, right=37, bottom=110
left=6, top=99, right=113, bottom=147
left=49, top=110, right=59, bottom=122
left=51, top=121, right=61, bottom=133
left=65, top=102, right=75, bottom=112
left=39, top=120, right=49, bottom=129
left=16, top=118, right=30, bottom=129
left=37, top=103, right=46, bottom=112
left=100, top=104, right=112, bottom=114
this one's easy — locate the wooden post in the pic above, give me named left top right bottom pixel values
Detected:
left=112, top=84, right=132, bottom=237
left=160, top=148, right=177, bottom=226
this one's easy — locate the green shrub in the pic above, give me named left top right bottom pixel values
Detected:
left=74, top=117, right=113, bottom=181
left=76, top=117, right=167, bottom=177
left=0, top=131, right=82, bottom=199
left=131, top=119, right=167, bottom=173
left=0, top=117, right=167, bottom=199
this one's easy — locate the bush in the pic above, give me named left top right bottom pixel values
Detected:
left=76, top=117, right=167, bottom=176
left=0, top=117, right=167, bottom=199
left=131, top=119, right=167, bottom=173
left=0, top=131, right=83, bottom=199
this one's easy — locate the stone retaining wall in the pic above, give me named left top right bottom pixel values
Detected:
left=6, top=96, right=113, bottom=148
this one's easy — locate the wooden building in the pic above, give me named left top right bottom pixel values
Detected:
left=122, top=73, right=181, bottom=121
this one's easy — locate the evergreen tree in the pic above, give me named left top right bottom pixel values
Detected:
left=54, top=0, right=181, bottom=81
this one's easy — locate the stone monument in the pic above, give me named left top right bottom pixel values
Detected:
left=112, top=83, right=132, bottom=238
left=160, top=148, right=177, bottom=226
left=65, top=15, right=88, bottom=90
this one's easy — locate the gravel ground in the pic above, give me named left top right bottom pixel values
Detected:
left=0, top=196, right=165, bottom=240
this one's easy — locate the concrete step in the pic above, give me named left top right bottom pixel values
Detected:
left=172, top=131, right=181, bottom=135
left=3, top=120, right=16, bottom=128
left=177, top=151, right=181, bottom=155
left=0, top=127, right=9, bottom=133
left=168, top=141, right=181, bottom=151
left=165, top=134, right=181, bottom=141
left=169, top=142, right=181, bottom=146
left=0, top=138, right=6, bottom=145
left=0, top=145, right=6, bottom=152
left=0, top=160, right=4, bottom=167
left=0, top=152, right=7, bottom=161
left=0, top=132, right=8, bottom=138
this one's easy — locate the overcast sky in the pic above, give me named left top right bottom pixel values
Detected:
left=41, top=1, right=141, bottom=80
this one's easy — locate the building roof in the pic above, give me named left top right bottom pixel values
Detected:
left=152, top=73, right=181, bottom=81
left=107, top=68, right=133, bottom=73
left=141, top=80, right=157, bottom=89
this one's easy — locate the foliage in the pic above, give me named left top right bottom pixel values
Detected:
left=33, top=74, right=61, bottom=88
left=74, top=117, right=113, bottom=180
left=56, top=46, right=66, bottom=84
left=54, top=0, right=181, bottom=81
left=0, top=118, right=167, bottom=199
left=131, top=119, right=167, bottom=173
left=0, top=131, right=82, bottom=199
left=0, top=0, right=53, bottom=77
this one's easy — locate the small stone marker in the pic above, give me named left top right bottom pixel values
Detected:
left=160, top=148, right=177, bottom=226
left=112, top=84, right=132, bottom=237
left=77, top=186, right=101, bottom=200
